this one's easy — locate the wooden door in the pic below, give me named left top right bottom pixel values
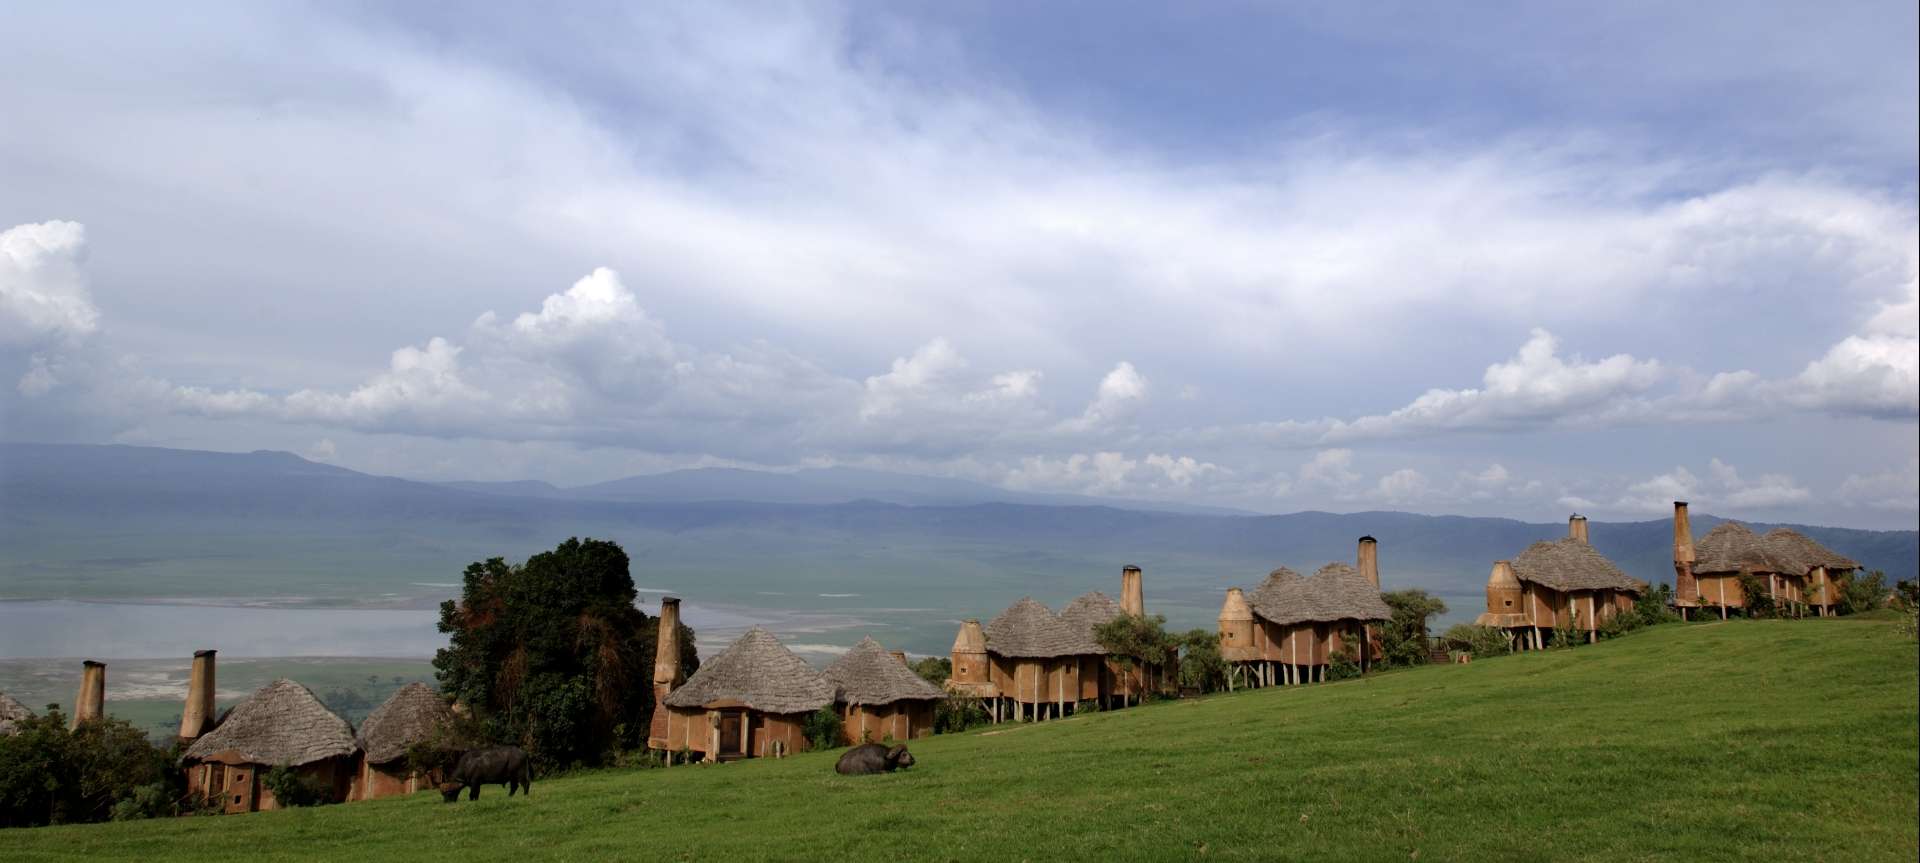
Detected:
left=719, top=712, right=742, bottom=754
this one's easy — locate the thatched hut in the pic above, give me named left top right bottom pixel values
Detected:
left=182, top=679, right=357, bottom=813
left=1671, top=501, right=1858, bottom=618
left=945, top=566, right=1159, bottom=721
left=660, top=627, right=834, bottom=762
left=823, top=637, right=943, bottom=745
left=1216, top=537, right=1393, bottom=688
left=982, top=596, right=1082, bottom=722
left=0, top=691, right=31, bottom=736
left=352, top=683, right=454, bottom=800
left=1475, top=515, right=1645, bottom=648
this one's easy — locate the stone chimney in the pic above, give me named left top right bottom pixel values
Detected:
left=178, top=649, right=216, bottom=742
left=72, top=660, right=105, bottom=729
left=1357, top=536, right=1380, bottom=588
left=889, top=650, right=909, bottom=666
left=1120, top=565, right=1145, bottom=617
left=1672, top=502, right=1697, bottom=601
left=1486, top=561, right=1522, bottom=615
left=652, top=597, right=685, bottom=696
left=1217, top=588, right=1254, bottom=655
left=1568, top=515, right=1589, bottom=544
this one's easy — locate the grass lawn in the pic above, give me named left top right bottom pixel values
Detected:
left=5, top=616, right=1915, bottom=861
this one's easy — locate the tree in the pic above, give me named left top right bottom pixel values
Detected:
left=432, top=537, right=697, bottom=770
left=910, top=656, right=951, bottom=687
left=1379, top=589, right=1448, bottom=667
left=1093, top=613, right=1177, bottom=704
left=1839, top=570, right=1888, bottom=616
left=1174, top=628, right=1227, bottom=694
left=0, top=706, right=168, bottom=827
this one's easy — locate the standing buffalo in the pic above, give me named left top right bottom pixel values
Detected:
left=834, top=743, right=916, bottom=775
left=440, top=746, right=533, bottom=802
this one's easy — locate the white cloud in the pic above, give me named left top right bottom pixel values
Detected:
left=1297, top=449, right=1361, bottom=493
left=1062, top=361, right=1148, bottom=431
left=1605, top=458, right=1810, bottom=515
left=861, top=338, right=966, bottom=420
left=1, top=221, right=98, bottom=355
left=1836, top=457, right=1919, bottom=511
left=1374, top=468, right=1429, bottom=505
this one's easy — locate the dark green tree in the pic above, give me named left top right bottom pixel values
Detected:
left=910, top=656, right=951, bottom=687
left=1379, top=589, right=1448, bottom=667
left=1093, top=613, right=1177, bottom=703
left=0, top=706, right=168, bottom=827
left=1174, top=628, right=1227, bottom=693
left=432, top=537, right=697, bottom=770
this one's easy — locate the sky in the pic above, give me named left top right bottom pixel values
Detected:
left=1, top=1, right=1915, bottom=528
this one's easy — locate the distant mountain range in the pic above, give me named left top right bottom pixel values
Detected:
left=2, top=443, right=1912, bottom=643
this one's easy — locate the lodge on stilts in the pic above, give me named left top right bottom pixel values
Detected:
left=352, top=682, right=457, bottom=800
left=182, top=678, right=359, bottom=812
left=944, top=566, right=1159, bottom=723
left=1473, top=515, right=1646, bottom=649
left=822, top=636, right=943, bottom=744
left=1670, top=501, right=1858, bottom=619
left=657, top=627, right=836, bottom=762
left=1216, top=537, right=1393, bottom=689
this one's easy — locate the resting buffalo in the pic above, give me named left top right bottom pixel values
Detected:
left=440, top=746, right=532, bottom=802
left=834, top=743, right=915, bottom=775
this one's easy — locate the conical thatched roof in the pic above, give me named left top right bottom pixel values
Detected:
left=356, top=683, right=455, bottom=765
left=0, top=691, right=31, bottom=736
left=983, top=597, right=1081, bottom=659
left=1251, top=563, right=1391, bottom=625
left=183, top=679, right=356, bottom=766
left=1060, top=591, right=1127, bottom=654
left=664, top=627, right=835, bottom=715
left=1510, top=537, right=1645, bottom=594
left=1693, top=522, right=1796, bottom=575
left=823, top=637, right=944, bottom=706
left=1762, top=529, right=1859, bottom=575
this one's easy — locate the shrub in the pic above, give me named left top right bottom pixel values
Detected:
left=802, top=707, right=844, bottom=751
left=109, top=783, right=177, bottom=822
left=934, top=694, right=990, bottom=734
left=260, top=765, right=333, bottom=808
left=1175, top=628, right=1228, bottom=694
left=1635, top=584, right=1680, bottom=626
left=1093, top=613, right=1178, bottom=704
left=910, top=657, right=951, bottom=688
left=0, top=706, right=169, bottom=828
left=1553, top=610, right=1583, bottom=648
left=1443, top=623, right=1511, bottom=658
left=1839, top=570, right=1888, bottom=616
left=1737, top=574, right=1780, bottom=619
left=1379, top=590, right=1448, bottom=667
left=1325, top=634, right=1363, bottom=681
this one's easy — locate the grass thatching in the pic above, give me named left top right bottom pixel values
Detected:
left=663, top=627, right=834, bottom=715
left=182, top=679, right=356, bottom=767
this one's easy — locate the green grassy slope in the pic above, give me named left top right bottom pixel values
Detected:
left=8, top=618, right=1916, bottom=862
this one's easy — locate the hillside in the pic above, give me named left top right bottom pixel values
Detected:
left=10, top=617, right=1916, bottom=861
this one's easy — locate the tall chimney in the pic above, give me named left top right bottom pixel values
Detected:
left=652, top=597, right=685, bottom=696
left=1120, top=565, right=1144, bottom=616
left=1672, top=501, right=1697, bottom=601
left=71, top=660, right=105, bottom=729
left=1357, top=536, right=1380, bottom=588
left=950, top=619, right=990, bottom=686
left=889, top=650, right=909, bottom=666
left=178, top=650, right=216, bottom=741
left=1568, top=515, right=1589, bottom=544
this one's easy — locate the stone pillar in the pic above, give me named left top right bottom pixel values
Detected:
left=1357, top=536, right=1379, bottom=588
left=179, top=649, right=217, bottom=741
left=1672, top=502, right=1697, bottom=603
left=1568, top=515, right=1589, bottom=544
left=72, top=660, right=105, bottom=729
left=1121, top=565, right=1145, bottom=617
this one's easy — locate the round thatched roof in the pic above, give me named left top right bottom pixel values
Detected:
left=1510, top=537, right=1644, bottom=594
left=983, top=597, right=1080, bottom=659
left=664, top=627, right=835, bottom=715
left=822, top=637, right=944, bottom=706
left=1487, top=561, right=1521, bottom=588
left=951, top=619, right=987, bottom=653
left=355, top=683, right=455, bottom=765
left=1693, top=522, right=1797, bottom=575
left=0, top=691, right=32, bottom=736
left=183, top=678, right=356, bottom=766
left=1218, top=587, right=1253, bottom=621
left=1761, top=529, right=1859, bottom=575
left=1059, top=591, right=1126, bottom=654
left=1250, top=563, right=1391, bottom=625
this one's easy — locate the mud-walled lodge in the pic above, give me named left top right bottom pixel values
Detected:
left=1217, top=537, right=1392, bottom=688
left=1671, top=501, right=1858, bottom=618
left=353, top=682, right=455, bottom=800
left=658, top=627, right=835, bottom=762
left=182, top=678, right=358, bottom=812
left=1473, top=516, right=1646, bottom=648
left=945, top=566, right=1156, bottom=722
left=822, top=637, right=943, bottom=744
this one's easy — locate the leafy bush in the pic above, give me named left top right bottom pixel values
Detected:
left=910, top=657, right=951, bottom=687
left=1839, top=570, right=1888, bottom=616
left=1325, top=634, right=1363, bottom=681
left=1737, top=574, right=1779, bottom=619
left=1553, top=610, right=1583, bottom=648
left=934, top=694, right=990, bottom=734
left=1634, top=583, right=1680, bottom=626
left=260, top=765, right=334, bottom=808
left=1379, top=590, right=1447, bottom=667
left=1174, top=628, right=1227, bottom=693
left=0, top=706, right=169, bottom=828
left=1443, top=623, right=1511, bottom=658
left=1093, top=613, right=1178, bottom=704
left=802, top=707, right=844, bottom=751
left=109, top=783, right=177, bottom=822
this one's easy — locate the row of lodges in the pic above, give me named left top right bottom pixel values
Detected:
left=647, top=597, right=945, bottom=762
left=1215, top=537, right=1393, bottom=687
left=1472, top=516, right=1646, bottom=648
left=1671, top=501, right=1859, bottom=618
left=16, top=651, right=459, bottom=813
left=945, top=566, right=1163, bottom=723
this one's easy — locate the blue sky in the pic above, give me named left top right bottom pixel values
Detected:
left=2, top=2, right=1915, bottom=527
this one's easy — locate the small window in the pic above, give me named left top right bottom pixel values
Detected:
left=1503, top=599, right=1513, bottom=607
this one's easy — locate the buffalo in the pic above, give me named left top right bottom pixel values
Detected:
left=440, top=746, right=532, bottom=802
left=834, top=743, right=915, bottom=775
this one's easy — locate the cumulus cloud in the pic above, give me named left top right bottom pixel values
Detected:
left=1835, top=457, right=1919, bottom=511
left=1004, top=450, right=1223, bottom=496
left=0, top=221, right=98, bottom=348
left=1061, top=361, right=1148, bottom=432
left=1606, top=458, right=1810, bottom=515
